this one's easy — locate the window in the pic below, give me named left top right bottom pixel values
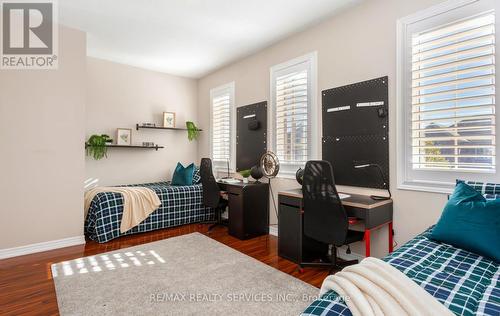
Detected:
left=398, top=0, right=497, bottom=193
left=270, top=53, right=318, bottom=175
left=210, top=82, right=235, bottom=169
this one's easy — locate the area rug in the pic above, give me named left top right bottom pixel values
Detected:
left=52, top=233, right=318, bottom=315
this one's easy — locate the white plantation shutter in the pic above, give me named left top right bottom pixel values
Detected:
left=411, top=12, right=496, bottom=172
left=211, top=84, right=233, bottom=165
left=275, top=69, right=309, bottom=166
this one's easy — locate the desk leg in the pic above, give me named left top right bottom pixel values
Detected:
left=364, top=229, right=371, bottom=257
left=388, top=222, right=394, bottom=253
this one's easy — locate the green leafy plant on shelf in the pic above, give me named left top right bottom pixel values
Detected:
left=186, top=121, right=200, bottom=141
left=86, top=134, right=112, bottom=160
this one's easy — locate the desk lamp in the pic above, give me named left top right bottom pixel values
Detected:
left=353, top=163, right=391, bottom=201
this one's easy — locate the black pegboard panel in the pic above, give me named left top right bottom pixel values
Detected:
left=322, top=76, right=389, bottom=189
left=236, top=101, right=267, bottom=171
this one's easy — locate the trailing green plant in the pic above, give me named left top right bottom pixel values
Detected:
left=186, top=121, right=200, bottom=141
left=239, top=169, right=251, bottom=178
left=86, top=134, right=112, bottom=160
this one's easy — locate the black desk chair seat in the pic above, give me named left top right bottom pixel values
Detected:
left=301, top=160, right=365, bottom=273
left=200, top=158, right=228, bottom=232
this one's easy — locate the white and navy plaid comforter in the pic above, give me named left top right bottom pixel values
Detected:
left=84, top=182, right=214, bottom=243
left=302, top=228, right=500, bottom=316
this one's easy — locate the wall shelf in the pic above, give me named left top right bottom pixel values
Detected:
left=85, top=143, right=164, bottom=151
left=136, top=124, right=203, bottom=131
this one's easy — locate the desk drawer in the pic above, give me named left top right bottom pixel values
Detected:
left=345, top=206, right=366, bottom=219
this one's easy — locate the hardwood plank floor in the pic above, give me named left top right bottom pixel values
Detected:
left=0, top=224, right=330, bottom=316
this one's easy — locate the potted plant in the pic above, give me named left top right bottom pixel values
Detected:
left=186, top=121, right=200, bottom=141
left=239, top=169, right=251, bottom=184
left=86, top=134, right=112, bottom=160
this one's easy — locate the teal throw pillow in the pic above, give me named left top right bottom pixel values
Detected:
left=431, top=182, right=500, bottom=261
left=171, top=162, right=195, bottom=186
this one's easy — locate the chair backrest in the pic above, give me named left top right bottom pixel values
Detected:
left=200, top=158, right=221, bottom=208
left=302, top=160, right=349, bottom=245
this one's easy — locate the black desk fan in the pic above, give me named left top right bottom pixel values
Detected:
left=260, top=151, right=280, bottom=220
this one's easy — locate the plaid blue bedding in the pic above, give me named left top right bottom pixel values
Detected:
left=457, top=180, right=500, bottom=200
left=302, top=228, right=500, bottom=316
left=457, top=179, right=500, bottom=195
left=85, top=182, right=214, bottom=243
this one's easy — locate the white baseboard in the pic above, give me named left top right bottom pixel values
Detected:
left=336, top=245, right=365, bottom=261
left=0, top=235, right=86, bottom=260
left=269, top=225, right=278, bottom=236
left=268, top=226, right=364, bottom=260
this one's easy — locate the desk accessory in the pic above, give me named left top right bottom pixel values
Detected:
left=219, top=178, right=240, bottom=184
left=239, top=169, right=251, bottom=184
left=220, top=159, right=231, bottom=179
left=260, top=151, right=280, bottom=220
left=250, top=165, right=263, bottom=183
left=353, top=162, right=391, bottom=200
left=295, top=168, right=304, bottom=185
left=260, top=151, right=279, bottom=178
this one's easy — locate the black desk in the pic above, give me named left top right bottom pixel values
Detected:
left=278, top=189, right=393, bottom=265
left=217, top=181, right=269, bottom=240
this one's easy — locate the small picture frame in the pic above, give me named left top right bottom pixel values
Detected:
left=163, top=112, right=176, bottom=128
left=116, top=128, right=132, bottom=145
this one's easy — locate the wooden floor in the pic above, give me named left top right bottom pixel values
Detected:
left=0, top=224, right=330, bottom=316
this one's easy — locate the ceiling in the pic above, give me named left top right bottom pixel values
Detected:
left=59, top=0, right=360, bottom=78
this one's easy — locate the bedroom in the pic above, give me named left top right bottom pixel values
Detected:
left=0, top=0, right=499, bottom=315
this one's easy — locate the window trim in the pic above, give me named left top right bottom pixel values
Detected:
left=209, top=81, right=236, bottom=172
left=269, top=52, right=319, bottom=177
left=396, top=0, right=497, bottom=194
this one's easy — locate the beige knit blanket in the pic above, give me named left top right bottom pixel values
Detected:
left=320, top=257, right=453, bottom=316
left=84, top=187, right=161, bottom=233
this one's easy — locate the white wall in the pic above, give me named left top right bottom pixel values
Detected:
left=197, top=0, right=461, bottom=258
left=0, top=26, right=87, bottom=249
left=85, top=58, right=199, bottom=186
left=0, top=39, right=200, bottom=252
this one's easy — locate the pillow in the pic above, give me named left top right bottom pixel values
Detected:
left=431, top=182, right=500, bottom=261
left=171, top=163, right=195, bottom=186
left=192, top=166, right=201, bottom=184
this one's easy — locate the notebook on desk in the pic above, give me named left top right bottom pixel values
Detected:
left=339, top=193, right=350, bottom=199
left=218, top=178, right=241, bottom=184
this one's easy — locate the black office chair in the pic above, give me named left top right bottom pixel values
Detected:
left=200, top=158, right=228, bottom=232
left=302, top=160, right=364, bottom=272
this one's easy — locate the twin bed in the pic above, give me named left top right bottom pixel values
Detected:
left=302, top=227, right=500, bottom=316
left=85, top=182, right=214, bottom=243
